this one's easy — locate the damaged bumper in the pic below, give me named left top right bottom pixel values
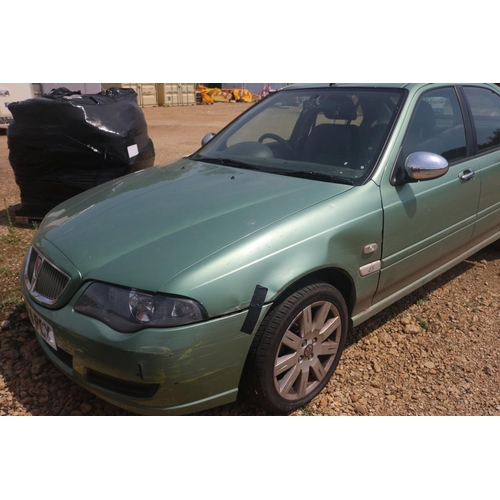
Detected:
left=21, top=282, right=271, bottom=415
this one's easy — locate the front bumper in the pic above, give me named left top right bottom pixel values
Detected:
left=21, top=279, right=270, bottom=415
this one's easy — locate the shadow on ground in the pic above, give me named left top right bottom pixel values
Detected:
left=1, top=246, right=498, bottom=416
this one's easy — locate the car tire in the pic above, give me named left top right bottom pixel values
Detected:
left=244, top=282, right=348, bottom=414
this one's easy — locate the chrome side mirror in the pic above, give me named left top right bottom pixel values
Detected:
left=201, top=132, right=216, bottom=146
left=405, top=151, right=449, bottom=181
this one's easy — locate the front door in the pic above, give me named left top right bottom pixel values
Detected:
left=376, top=85, right=481, bottom=302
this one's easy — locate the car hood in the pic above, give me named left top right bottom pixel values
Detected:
left=38, top=159, right=352, bottom=293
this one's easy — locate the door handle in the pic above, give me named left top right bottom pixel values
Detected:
left=460, top=169, right=476, bottom=182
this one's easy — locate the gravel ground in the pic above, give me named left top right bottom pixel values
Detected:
left=1, top=103, right=499, bottom=416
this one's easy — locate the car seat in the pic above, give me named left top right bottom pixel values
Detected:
left=302, top=96, right=360, bottom=167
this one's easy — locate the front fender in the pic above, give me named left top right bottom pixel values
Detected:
left=163, top=181, right=384, bottom=319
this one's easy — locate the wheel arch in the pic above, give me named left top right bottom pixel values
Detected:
left=241, top=273, right=352, bottom=413
left=268, top=267, right=356, bottom=320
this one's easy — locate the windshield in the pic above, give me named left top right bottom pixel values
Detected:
left=192, top=87, right=405, bottom=185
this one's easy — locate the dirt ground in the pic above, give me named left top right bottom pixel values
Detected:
left=0, top=103, right=499, bottom=416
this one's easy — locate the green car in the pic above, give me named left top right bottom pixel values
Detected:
left=20, top=83, right=500, bottom=415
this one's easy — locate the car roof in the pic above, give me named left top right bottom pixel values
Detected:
left=332, top=83, right=410, bottom=88
left=282, top=83, right=497, bottom=92
left=282, top=83, right=410, bottom=90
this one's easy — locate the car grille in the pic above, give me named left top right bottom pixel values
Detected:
left=52, top=345, right=74, bottom=369
left=25, top=246, right=71, bottom=305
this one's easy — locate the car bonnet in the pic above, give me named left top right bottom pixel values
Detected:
left=36, top=159, right=352, bottom=293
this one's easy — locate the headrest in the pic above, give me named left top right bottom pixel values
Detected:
left=319, top=95, right=358, bottom=121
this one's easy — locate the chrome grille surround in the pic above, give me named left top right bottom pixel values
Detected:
left=24, top=246, right=71, bottom=306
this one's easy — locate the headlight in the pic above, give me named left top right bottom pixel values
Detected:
left=74, top=282, right=208, bottom=333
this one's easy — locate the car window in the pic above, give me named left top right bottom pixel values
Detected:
left=227, top=105, right=301, bottom=146
left=401, top=87, right=467, bottom=162
left=194, top=88, right=405, bottom=185
left=462, top=86, right=500, bottom=153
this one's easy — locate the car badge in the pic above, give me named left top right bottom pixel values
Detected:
left=31, top=254, right=44, bottom=292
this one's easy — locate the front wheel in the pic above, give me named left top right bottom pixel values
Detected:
left=244, top=283, right=348, bottom=414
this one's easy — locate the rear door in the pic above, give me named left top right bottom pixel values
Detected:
left=460, top=85, right=500, bottom=245
left=375, top=85, right=481, bottom=302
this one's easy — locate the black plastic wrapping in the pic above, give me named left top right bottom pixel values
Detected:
left=8, top=87, right=155, bottom=218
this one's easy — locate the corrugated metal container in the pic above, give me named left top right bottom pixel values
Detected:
left=157, top=83, right=196, bottom=107
left=140, top=83, right=158, bottom=107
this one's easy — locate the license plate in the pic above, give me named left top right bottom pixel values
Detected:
left=26, top=303, right=58, bottom=351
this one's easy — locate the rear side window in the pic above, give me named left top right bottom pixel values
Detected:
left=463, top=86, right=500, bottom=153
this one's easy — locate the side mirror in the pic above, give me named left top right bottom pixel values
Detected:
left=404, top=151, right=449, bottom=181
left=201, top=132, right=216, bottom=146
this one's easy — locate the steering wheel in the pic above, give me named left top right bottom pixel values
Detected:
left=258, top=133, right=295, bottom=156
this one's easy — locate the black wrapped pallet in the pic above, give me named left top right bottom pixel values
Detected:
left=8, top=87, right=155, bottom=219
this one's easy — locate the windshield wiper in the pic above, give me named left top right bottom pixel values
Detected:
left=195, top=156, right=262, bottom=171
left=194, top=157, right=354, bottom=184
left=277, top=170, right=355, bottom=185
